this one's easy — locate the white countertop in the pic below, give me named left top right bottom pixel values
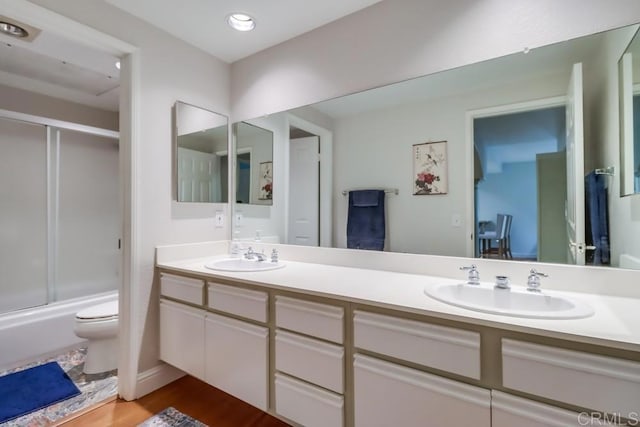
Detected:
left=157, top=255, right=640, bottom=353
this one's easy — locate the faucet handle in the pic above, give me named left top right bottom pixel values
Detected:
left=527, top=269, right=548, bottom=292
left=460, top=264, right=480, bottom=285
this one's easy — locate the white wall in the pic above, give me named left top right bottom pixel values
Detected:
left=27, top=0, right=231, bottom=387
left=332, top=73, right=566, bottom=256
left=231, top=0, right=640, bottom=122
left=477, top=161, right=537, bottom=258
left=586, top=26, right=640, bottom=267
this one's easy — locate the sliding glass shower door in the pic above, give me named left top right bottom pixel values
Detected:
left=0, top=117, right=48, bottom=313
left=0, top=115, right=120, bottom=315
left=57, top=128, right=120, bottom=301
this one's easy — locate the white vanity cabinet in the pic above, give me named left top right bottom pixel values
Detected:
left=274, top=296, right=345, bottom=427
left=502, top=339, right=640, bottom=416
left=491, top=390, right=622, bottom=427
left=204, top=282, right=269, bottom=410
left=204, top=313, right=269, bottom=410
left=159, top=273, right=207, bottom=379
left=354, top=354, right=491, bottom=427
left=159, top=299, right=206, bottom=379
left=353, top=310, right=481, bottom=379
left=352, top=310, right=488, bottom=427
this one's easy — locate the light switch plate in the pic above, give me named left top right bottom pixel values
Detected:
left=215, top=211, right=224, bottom=228
left=451, top=213, right=462, bottom=227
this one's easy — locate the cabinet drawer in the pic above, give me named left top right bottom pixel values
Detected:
left=275, top=296, right=344, bottom=343
left=276, top=330, right=344, bottom=393
left=491, top=391, right=619, bottom=427
left=502, top=339, right=640, bottom=415
left=353, top=311, right=481, bottom=379
left=353, top=354, right=490, bottom=427
left=159, top=299, right=205, bottom=379
left=207, top=282, right=268, bottom=323
left=160, top=273, right=204, bottom=305
left=275, top=372, right=344, bottom=427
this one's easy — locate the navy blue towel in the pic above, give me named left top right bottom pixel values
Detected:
left=347, top=190, right=385, bottom=251
left=585, top=172, right=610, bottom=265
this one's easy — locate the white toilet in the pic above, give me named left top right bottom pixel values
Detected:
left=74, top=300, right=119, bottom=374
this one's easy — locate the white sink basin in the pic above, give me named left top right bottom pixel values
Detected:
left=204, top=258, right=285, bottom=272
left=424, top=283, right=594, bottom=319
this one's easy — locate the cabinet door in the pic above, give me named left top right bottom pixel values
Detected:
left=159, top=299, right=205, bottom=379
left=491, top=390, right=622, bottom=427
left=354, top=354, right=491, bottom=427
left=205, top=313, right=269, bottom=410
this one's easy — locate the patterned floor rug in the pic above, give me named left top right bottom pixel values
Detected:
left=138, top=407, right=208, bottom=427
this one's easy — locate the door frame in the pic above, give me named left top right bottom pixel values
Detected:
left=465, top=96, right=566, bottom=258
left=285, top=114, right=333, bottom=247
left=2, top=0, right=141, bottom=400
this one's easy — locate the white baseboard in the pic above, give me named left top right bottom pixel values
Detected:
left=134, top=362, right=185, bottom=399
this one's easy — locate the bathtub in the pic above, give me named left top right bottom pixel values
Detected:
left=0, top=291, right=118, bottom=371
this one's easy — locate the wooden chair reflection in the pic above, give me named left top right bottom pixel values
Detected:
left=479, top=214, right=512, bottom=259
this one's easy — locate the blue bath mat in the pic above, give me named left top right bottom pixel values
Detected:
left=138, top=407, right=208, bottom=427
left=0, top=361, right=80, bottom=423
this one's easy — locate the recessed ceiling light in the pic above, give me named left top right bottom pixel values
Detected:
left=0, top=21, right=29, bottom=38
left=226, top=13, right=255, bottom=32
left=115, top=61, right=121, bottom=70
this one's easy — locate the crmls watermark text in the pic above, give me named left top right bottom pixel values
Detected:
left=578, top=412, right=640, bottom=426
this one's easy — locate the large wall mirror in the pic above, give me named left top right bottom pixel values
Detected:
left=619, top=27, right=640, bottom=195
left=232, top=23, right=640, bottom=270
left=234, top=122, right=274, bottom=206
left=174, top=101, right=228, bottom=203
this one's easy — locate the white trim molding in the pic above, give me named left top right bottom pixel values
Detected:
left=465, top=95, right=567, bottom=258
left=136, top=363, right=185, bottom=399
left=1, top=0, right=141, bottom=401
left=285, top=113, right=333, bottom=247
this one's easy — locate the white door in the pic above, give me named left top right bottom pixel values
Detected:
left=565, top=62, right=586, bottom=265
left=289, top=136, right=320, bottom=246
left=177, top=147, right=219, bottom=202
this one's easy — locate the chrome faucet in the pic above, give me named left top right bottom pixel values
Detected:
left=527, top=269, right=548, bottom=292
left=244, top=247, right=267, bottom=261
left=460, top=265, right=480, bottom=285
left=494, top=275, right=510, bottom=290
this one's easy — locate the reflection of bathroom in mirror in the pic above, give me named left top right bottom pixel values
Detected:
left=174, top=101, right=228, bottom=203
left=231, top=23, right=640, bottom=270
left=619, top=26, right=640, bottom=195
left=234, top=122, right=274, bottom=206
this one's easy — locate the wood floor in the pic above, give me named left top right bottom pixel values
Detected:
left=60, top=375, right=290, bottom=426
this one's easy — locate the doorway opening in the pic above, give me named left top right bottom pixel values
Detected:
left=473, top=105, right=568, bottom=263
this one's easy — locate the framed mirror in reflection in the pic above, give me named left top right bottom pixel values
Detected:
left=619, top=26, right=640, bottom=195
left=234, top=122, right=274, bottom=206
left=231, top=23, right=640, bottom=270
left=174, top=101, right=228, bottom=203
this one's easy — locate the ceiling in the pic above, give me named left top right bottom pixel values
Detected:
left=103, top=0, right=383, bottom=63
left=0, top=22, right=120, bottom=111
